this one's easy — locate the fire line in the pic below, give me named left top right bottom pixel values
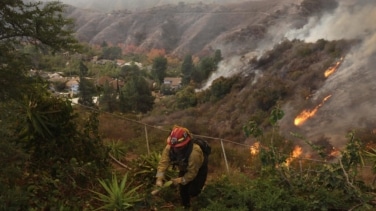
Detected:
left=285, top=145, right=302, bottom=166
left=324, top=57, right=343, bottom=78
left=294, top=95, right=332, bottom=126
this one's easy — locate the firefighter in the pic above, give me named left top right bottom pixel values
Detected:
left=155, top=126, right=208, bottom=209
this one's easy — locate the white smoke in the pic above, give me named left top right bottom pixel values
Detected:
left=285, top=1, right=376, bottom=42
left=283, top=0, right=376, bottom=147
left=200, top=51, right=260, bottom=90
left=200, top=56, right=243, bottom=90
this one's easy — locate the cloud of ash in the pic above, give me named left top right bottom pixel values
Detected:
left=281, top=0, right=376, bottom=148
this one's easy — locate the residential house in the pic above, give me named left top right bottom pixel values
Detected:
left=123, top=61, right=143, bottom=69
left=163, top=77, right=182, bottom=89
left=116, top=59, right=126, bottom=66
left=66, top=77, right=80, bottom=96
left=48, top=72, right=64, bottom=80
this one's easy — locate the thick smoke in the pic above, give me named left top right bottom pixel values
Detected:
left=283, top=0, right=376, bottom=148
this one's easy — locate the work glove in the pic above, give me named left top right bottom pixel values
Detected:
left=172, top=177, right=185, bottom=185
left=156, top=178, right=163, bottom=187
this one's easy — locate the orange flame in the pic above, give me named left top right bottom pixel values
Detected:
left=285, top=146, right=302, bottom=166
left=250, top=142, right=260, bottom=156
left=294, top=95, right=332, bottom=126
left=329, top=147, right=340, bottom=158
left=324, top=57, right=343, bottom=78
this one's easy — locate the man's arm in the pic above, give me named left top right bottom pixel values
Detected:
left=156, top=145, right=171, bottom=182
left=181, top=144, right=204, bottom=184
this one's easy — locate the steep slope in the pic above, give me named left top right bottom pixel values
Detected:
left=142, top=0, right=376, bottom=151
left=144, top=39, right=354, bottom=147
left=61, top=0, right=376, bottom=151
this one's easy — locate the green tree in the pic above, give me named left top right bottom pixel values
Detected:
left=78, top=61, right=96, bottom=106
left=193, top=57, right=215, bottom=84
left=101, top=40, right=108, bottom=48
left=102, top=46, right=122, bottom=60
left=210, top=76, right=237, bottom=102
left=0, top=1, right=110, bottom=209
left=119, top=65, right=155, bottom=113
left=191, top=67, right=204, bottom=85
left=213, top=49, right=223, bottom=67
left=175, top=86, right=197, bottom=109
left=99, top=80, right=117, bottom=112
left=151, top=56, right=167, bottom=84
left=181, top=54, right=194, bottom=86
left=0, top=0, right=79, bottom=100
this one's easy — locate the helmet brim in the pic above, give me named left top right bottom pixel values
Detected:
left=167, top=136, right=191, bottom=148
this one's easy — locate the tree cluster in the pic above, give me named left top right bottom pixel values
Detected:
left=0, top=1, right=110, bottom=209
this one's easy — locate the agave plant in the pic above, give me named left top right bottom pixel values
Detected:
left=106, top=139, right=127, bottom=161
left=131, top=152, right=176, bottom=189
left=91, top=173, right=143, bottom=210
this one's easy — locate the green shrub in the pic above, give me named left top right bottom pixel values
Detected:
left=130, top=152, right=177, bottom=189
left=106, top=139, right=127, bottom=161
left=91, top=173, right=143, bottom=211
left=199, top=175, right=253, bottom=210
left=210, top=76, right=237, bottom=102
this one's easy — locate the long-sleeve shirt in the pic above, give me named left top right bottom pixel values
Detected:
left=156, top=143, right=204, bottom=185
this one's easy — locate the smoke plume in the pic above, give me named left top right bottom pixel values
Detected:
left=283, top=0, right=376, bottom=148
left=204, top=1, right=376, bottom=148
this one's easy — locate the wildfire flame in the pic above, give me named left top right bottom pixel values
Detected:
left=250, top=142, right=260, bottom=156
left=294, top=95, right=332, bottom=126
left=329, top=147, right=340, bottom=158
left=324, top=57, right=343, bottom=78
left=285, top=146, right=302, bottom=166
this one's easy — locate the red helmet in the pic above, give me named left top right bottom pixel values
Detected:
left=167, top=126, right=191, bottom=148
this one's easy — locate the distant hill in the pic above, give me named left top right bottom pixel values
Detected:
left=63, top=0, right=306, bottom=57
left=41, top=0, right=250, bottom=12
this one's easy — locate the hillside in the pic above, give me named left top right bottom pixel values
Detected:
left=66, top=0, right=376, bottom=151
left=42, top=0, right=251, bottom=12
left=141, top=39, right=355, bottom=150
left=64, top=0, right=305, bottom=57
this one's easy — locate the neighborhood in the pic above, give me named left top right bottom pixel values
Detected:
left=31, top=59, right=182, bottom=103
